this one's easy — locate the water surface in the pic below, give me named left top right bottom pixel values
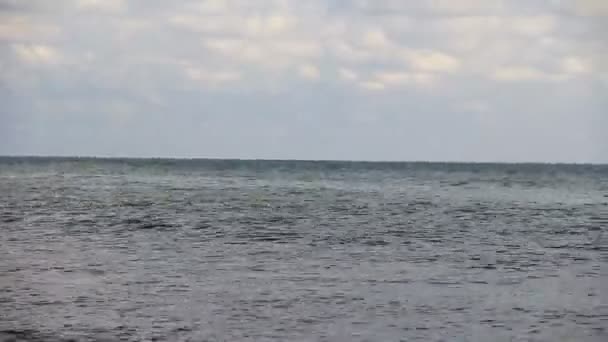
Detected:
left=1, top=157, right=607, bottom=341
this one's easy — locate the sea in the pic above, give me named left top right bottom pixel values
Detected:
left=1, top=157, right=606, bottom=342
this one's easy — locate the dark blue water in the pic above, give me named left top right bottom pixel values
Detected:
left=1, top=157, right=607, bottom=341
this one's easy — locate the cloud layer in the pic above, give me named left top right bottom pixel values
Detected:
left=1, top=0, right=606, bottom=162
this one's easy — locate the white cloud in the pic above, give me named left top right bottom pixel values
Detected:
left=411, top=73, right=436, bottom=85
left=492, top=66, right=560, bottom=82
left=244, top=14, right=296, bottom=36
left=353, top=70, right=436, bottom=91
left=428, top=0, right=506, bottom=14
left=362, top=29, right=390, bottom=49
left=338, top=68, right=358, bottom=81
left=192, top=0, right=230, bottom=14
left=5, top=0, right=598, bottom=93
left=404, top=50, right=461, bottom=73
left=12, top=44, right=62, bottom=65
left=510, top=16, right=556, bottom=36
left=372, top=71, right=436, bottom=88
left=204, top=38, right=321, bottom=71
left=359, top=81, right=385, bottom=91
left=0, top=15, right=61, bottom=42
left=297, top=64, right=320, bottom=80
left=331, top=42, right=375, bottom=63
left=424, top=14, right=554, bottom=38
left=76, top=0, right=126, bottom=13
left=170, top=13, right=296, bottom=37
left=560, top=57, right=591, bottom=74
left=184, top=66, right=241, bottom=85
left=1, top=0, right=606, bottom=162
left=274, top=40, right=322, bottom=59
left=573, top=0, right=608, bottom=16
left=374, top=71, right=411, bottom=85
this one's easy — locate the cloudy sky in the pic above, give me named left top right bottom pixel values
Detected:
left=0, top=0, right=606, bottom=163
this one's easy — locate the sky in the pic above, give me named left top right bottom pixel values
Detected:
left=0, top=0, right=606, bottom=163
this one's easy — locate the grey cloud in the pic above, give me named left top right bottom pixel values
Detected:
left=0, top=0, right=39, bottom=11
left=0, top=0, right=606, bottom=162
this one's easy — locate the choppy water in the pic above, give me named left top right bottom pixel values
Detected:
left=1, top=157, right=607, bottom=342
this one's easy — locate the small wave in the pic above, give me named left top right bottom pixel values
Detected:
left=137, top=222, right=175, bottom=230
left=0, top=216, right=21, bottom=223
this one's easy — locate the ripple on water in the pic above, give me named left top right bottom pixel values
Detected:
left=1, top=158, right=607, bottom=341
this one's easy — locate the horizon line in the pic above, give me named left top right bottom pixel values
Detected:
left=0, top=154, right=606, bottom=166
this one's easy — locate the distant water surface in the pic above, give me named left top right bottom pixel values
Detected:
left=1, top=157, right=607, bottom=341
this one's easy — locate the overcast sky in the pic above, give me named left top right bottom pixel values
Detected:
left=0, top=0, right=606, bottom=163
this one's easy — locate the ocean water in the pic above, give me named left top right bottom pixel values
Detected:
left=0, top=157, right=607, bottom=342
